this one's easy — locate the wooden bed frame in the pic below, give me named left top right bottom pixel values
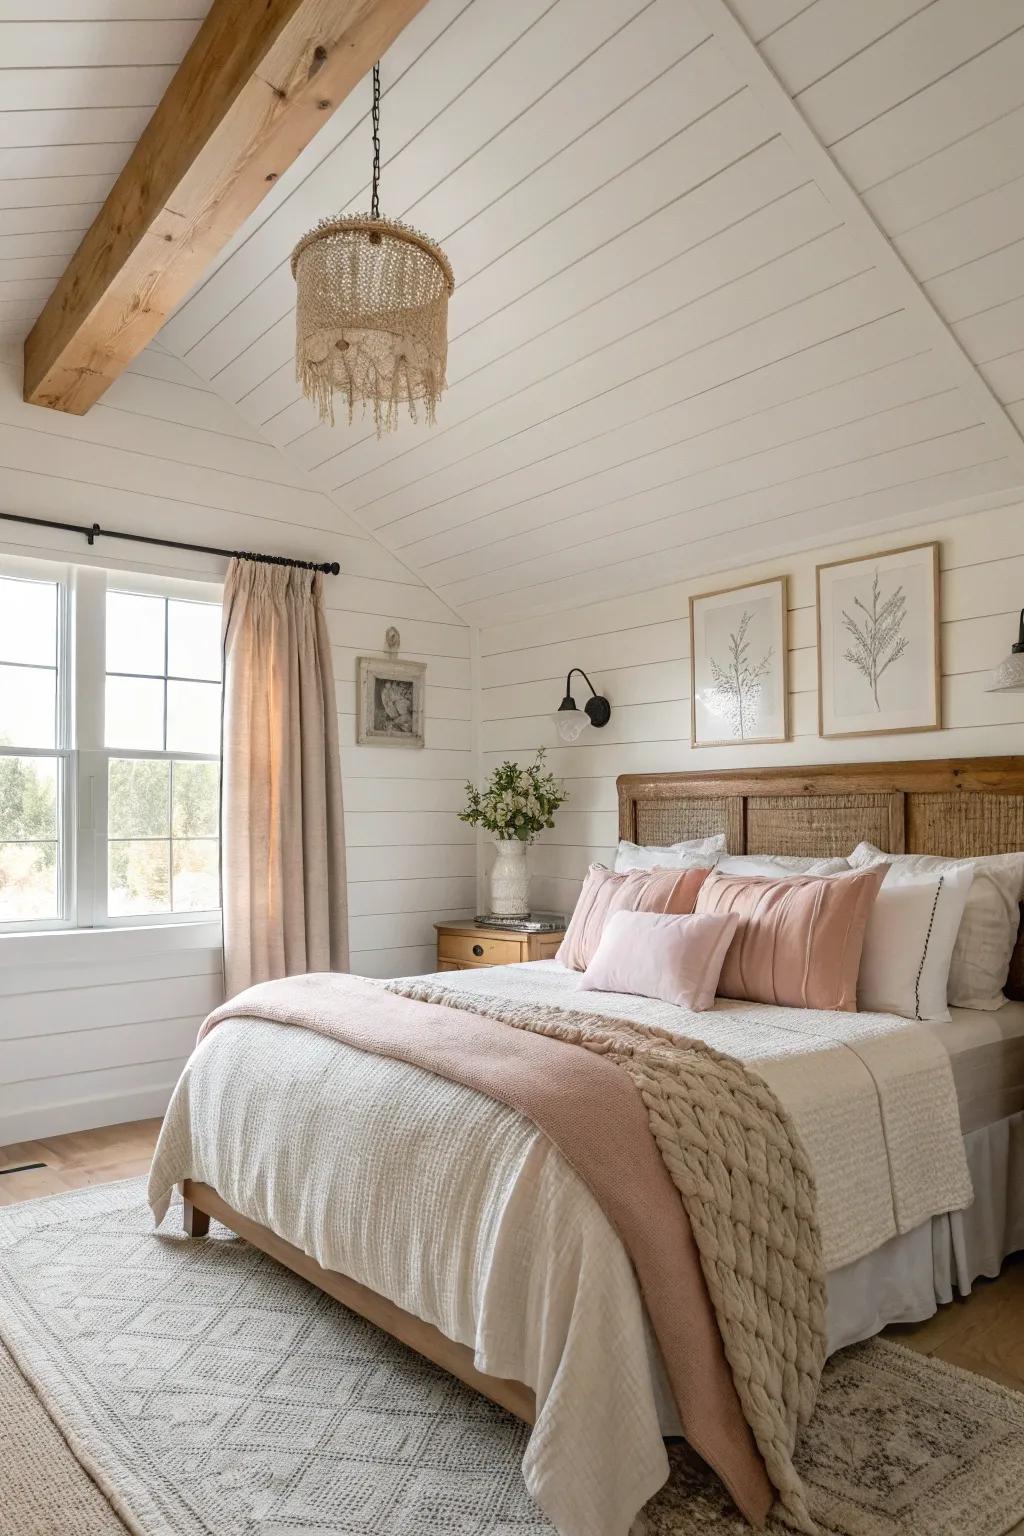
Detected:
left=182, top=753, right=1024, bottom=1417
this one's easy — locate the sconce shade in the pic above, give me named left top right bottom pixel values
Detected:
left=986, top=609, right=1024, bottom=692
left=553, top=701, right=591, bottom=744
left=553, top=669, right=611, bottom=743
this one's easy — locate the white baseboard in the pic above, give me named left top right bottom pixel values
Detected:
left=0, top=1080, right=178, bottom=1149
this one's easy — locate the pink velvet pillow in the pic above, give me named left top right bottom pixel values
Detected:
left=580, top=909, right=740, bottom=1011
left=557, top=863, right=712, bottom=972
left=693, top=864, right=887, bottom=1011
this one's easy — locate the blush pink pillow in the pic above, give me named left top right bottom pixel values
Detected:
left=557, top=863, right=712, bottom=972
left=693, top=864, right=888, bottom=1011
left=580, top=909, right=741, bottom=1011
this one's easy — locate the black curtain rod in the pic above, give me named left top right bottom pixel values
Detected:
left=0, top=511, right=341, bottom=576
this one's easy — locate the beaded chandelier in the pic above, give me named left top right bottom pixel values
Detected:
left=291, top=63, right=454, bottom=435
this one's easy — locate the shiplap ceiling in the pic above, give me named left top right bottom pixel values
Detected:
left=0, top=1, right=211, bottom=347
left=5, top=0, right=1024, bottom=622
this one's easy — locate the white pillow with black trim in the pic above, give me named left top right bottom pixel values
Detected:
left=857, top=863, right=974, bottom=1023
left=614, top=832, right=725, bottom=873
left=717, top=854, right=850, bottom=876
left=850, top=842, right=1024, bottom=1010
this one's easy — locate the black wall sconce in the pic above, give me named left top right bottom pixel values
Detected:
left=552, top=668, right=611, bottom=743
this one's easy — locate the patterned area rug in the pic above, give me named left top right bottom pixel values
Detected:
left=1, top=1180, right=1023, bottom=1536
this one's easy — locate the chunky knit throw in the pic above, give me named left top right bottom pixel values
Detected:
left=387, top=979, right=827, bottom=1532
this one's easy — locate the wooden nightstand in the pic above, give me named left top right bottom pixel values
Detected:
left=434, top=920, right=566, bottom=972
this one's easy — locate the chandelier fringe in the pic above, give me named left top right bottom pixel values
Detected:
left=296, top=334, right=443, bottom=436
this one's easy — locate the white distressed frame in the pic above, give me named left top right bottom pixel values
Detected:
left=356, top=655, right=426, bottom=748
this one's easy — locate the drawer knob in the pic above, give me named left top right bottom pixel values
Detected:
left=472, top=944, right=484, bottom=957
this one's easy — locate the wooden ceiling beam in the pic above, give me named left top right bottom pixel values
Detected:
left=23, top=0, right=429, bottom=415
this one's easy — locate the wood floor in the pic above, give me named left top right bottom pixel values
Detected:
left=2, top=1118, right=1023, bottom=1398
left=0, top=1118, right=162, bottom=1207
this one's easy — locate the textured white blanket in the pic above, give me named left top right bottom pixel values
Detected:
left=443, top=962, right=973, bottom=1269
left=150, top=1016, right=673, bottom=1536
left=148, top=961, right=972, bottom=1536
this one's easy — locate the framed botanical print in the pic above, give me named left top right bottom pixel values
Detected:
left=356, top=656, right=426, bottom=748
left=816, top=542, right=940, bottom=739
left=689, top=577, right=789, bottom=747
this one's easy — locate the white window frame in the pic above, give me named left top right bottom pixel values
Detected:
left=0, top=554, right=223, bottom=935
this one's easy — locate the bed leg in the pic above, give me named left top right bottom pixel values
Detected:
left=183, top=1197, right=210, bottom=1238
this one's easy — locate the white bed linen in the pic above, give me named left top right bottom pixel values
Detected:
left=148, top=961, right=973, bottom=1536
left=436, top=961, right=971, bottom=1268
left=923, top=999, right=1024, bottom=1131
left=827, top=1109, right=1024, bottom=1350
left=150, top=1017, right=672, bottom=1536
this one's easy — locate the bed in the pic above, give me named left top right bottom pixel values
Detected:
left=148, top=754, right=1024, bottom=1535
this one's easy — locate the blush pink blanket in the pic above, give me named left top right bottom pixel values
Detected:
left=200, top=971, right=775, bottom=1526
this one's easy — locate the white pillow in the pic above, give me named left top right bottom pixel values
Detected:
left=717, top=854, right=850, bottom=876
left=850, top=842, right=1024, bottom=1010
left=858, top=864, right=974, bottom=1023
left=614, top=833, right=725, bottom=873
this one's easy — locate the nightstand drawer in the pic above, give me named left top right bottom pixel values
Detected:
left=437, top=932, right=523, bottom=967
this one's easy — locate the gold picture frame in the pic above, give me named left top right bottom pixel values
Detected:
left=816, top=541, right=940, bottom=740
left=689, top=575, right=789, bottom=748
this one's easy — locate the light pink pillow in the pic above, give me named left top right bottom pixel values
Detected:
left=693, top=864, right=888, bottom=1011
left=580, top=909, right=741, bottom=1011
left=557, top=863, right=712, bottom=972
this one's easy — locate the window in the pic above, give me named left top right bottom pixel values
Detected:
left=104, top=589, right=222, bottom=919
left=0, top=557, right=222, bottom=932
left=0, top=571, right=68, bottom=926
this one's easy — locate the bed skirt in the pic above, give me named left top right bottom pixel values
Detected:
left=826, top=1108, right=1024, bottom=1353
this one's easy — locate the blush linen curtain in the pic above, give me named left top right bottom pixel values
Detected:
left=221, top=559, right=348, bottom=997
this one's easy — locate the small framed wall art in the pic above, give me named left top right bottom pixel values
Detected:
left=689, top=576, right=789, bottom=747
left=356, top=655, right=426, bottom=748
left=816, top=541, right=940, bottom=739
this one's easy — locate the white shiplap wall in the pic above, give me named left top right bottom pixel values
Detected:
left=477, top=498, right=1024, bottom=917
left=0, top=339, right=472, bottom=1143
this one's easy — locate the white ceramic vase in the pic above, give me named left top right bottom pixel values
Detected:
left=490, top=837, right=530, bottom=917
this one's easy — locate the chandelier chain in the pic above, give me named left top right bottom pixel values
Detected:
left=371, top=62, right=381, bottom=220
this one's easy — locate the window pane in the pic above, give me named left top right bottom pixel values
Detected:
left=172, top=838, right=218, bottom=912
left=106, top=591, right=165, bottom=676
left=172, top=760, right=219, bottom=837
left=166, top=679, right=219, bottom=754
left=0, top=842, right=58, bottom=921
left=105, top=675, right=164, bottom=750
left=0, top=755, right=58, bottom=841
left=108, top=758, right=169, bottom=838
left=108, top=839, right=170, bottom=916
left=168, top=600, right=221, bottom=681
left=0, top=663, right=56, bottom=748
left=0, top=578, right=57, bottom=666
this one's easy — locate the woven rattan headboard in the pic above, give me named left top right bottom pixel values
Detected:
left=617, top=755, right=1024, bottom=997
left=617, top=756, right=1024, bottom=857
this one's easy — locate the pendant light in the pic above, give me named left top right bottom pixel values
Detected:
left=291, top=63, right=454, bottom=435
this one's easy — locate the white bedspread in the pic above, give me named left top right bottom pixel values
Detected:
left=148, top=960, right=972, bottom=1536
left=441, top=962, right=972, bottom=1269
